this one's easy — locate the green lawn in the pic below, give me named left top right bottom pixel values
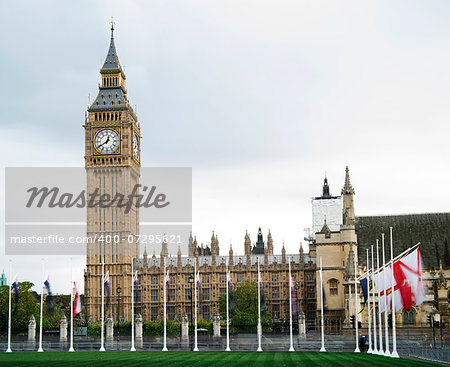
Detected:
left=0, top=351, right=442, bottom=367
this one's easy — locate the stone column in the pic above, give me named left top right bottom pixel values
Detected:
left=298, top=311, right=306, bottom=339
left=181, top=313, right=189, bottom=341
left=60, top=314, right=68, bottom=343
left=28, top=314, right=36, bottom=343
left=213, top=313, right=221, bottom=337
left=135, top=314, right=143, bottom=348
left=106, top=314, right=114, bottom=343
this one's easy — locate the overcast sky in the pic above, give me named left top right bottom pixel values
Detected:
left=1, top=0, right=450, bottom=293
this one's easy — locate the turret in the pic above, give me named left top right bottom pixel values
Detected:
left=341, top=166, right=355, bottom=228
left=188, top=232, right=194, bottom=256
left=177, top=246, right=182, bottom=269
left=244, top=230, right=251, bottom=256
left=267, top=230, right=274, bottom=255
left=143, top=246, right=148, bottom=266
left=299, top=242, right=304, bottom=264
left=229, top=244, right=234, bottom=267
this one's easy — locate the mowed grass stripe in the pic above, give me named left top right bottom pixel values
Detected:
left=0, top=351, right=443, bottom=367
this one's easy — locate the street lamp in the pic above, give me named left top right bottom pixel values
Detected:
left=117, top=285, right=122, bottom=322
left=188, top=274, right=194, bottom=349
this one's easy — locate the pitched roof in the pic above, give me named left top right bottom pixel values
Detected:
left=355, top=213, right=450, bottom=269
left=100, top=27, right=125, bottom=77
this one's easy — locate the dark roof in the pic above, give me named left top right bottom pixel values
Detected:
left=89, top=88, right=129, bottom=111
left=355, top=213, right=450, bottom=270
left=88, top=27, right=136, bottom=118
left=100, top=29, right=125, bottom=77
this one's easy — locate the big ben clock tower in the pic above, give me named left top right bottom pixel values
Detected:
left=84, top=22, right=140, bottom=322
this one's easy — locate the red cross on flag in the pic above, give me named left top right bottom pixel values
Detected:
left=374, top=247, right=425, bottom=312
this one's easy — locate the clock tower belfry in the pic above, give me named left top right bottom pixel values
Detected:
left=83, top=23, right=141, bottom=322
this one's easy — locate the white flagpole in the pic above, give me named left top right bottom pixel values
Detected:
left=390, top=227, right=399, bottom=358
left=377, top=240, right=383, bottom=354
left=367, top=249, right=372, bottom=353
left=382, top=234, right=390, bottom=356
left=354, top=249, right=360, bottom=353
left=372, top=245, right=378, bottom=354
left=193, top=261, right=198, bottom=351
left=69, top=258, right=75, bottom=352
left=319, top=256, right=326, bottom=352
left=289, top=257, right=294, bottom=351
left=38, top=260, right=44, bottom=352
left=257, top=257, right=262, bottom=352
left=225, top=264, right=230, bottom=351
left=6, top=260, right=12, bottom=353
left=162, top=258, right=168, bottom=351
left=99, top=260, right=105, bottom=352
left=131, top=259, right=136, bottom=352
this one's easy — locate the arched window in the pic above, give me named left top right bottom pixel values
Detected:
left=403, top=310, right=415, bottom=325
left=329, top=278, right=339, bottom=296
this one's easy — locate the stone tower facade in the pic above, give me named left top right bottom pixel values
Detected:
left=314, top=167, right=358, bottom=326
left=83, top=24, right=141, bottom=322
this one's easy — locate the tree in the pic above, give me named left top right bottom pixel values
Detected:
left=0, top=282, right=39, bottom=334
left=219, top=280, right=272, bottom=333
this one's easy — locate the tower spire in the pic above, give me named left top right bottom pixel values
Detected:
left=110, top=16, right=115, bottom=36
left=341, top=166, right=356, bottom=227
left=342, top=166, right=355, bottom=195
left=322, top=175, right=331, bottom=198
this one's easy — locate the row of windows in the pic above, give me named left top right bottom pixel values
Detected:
left=92, top=157, right=122, bottom=165
left=102, top=76, right=120, bottom=88
left=146, top=286, right=308, bottom=302
left=145, top=272, right=304, bottom=285
left=94, top=111, right=122, bottom=121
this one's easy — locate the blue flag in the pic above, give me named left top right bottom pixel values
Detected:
left=12, top=279, right=19, bottom=316
left=359, top=277, right=368, bottom=313
left=44, top=277, right=54, bottom=313
left=104, top=275, right=110, bottom=311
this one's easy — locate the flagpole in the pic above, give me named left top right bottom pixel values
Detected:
left=38, top=260, right=44, bottom=352
left=162, top=257, right=168, bottom=352
left=100, top=260, right=105, bottom=352
left=354, top=249, right=360, bottom=353
left=257, top=257, right=262, bottom=352
left=367, top=249, right=372, bottom=353
left=193, top=261, right=198, bottom=351
left=6, top=260, right=12, bottom=353
left=288, top=257, right=294, bottom=351
left=131, top=259, right=136, bottom=352
left=319, top=256, right=326, bottom=352
left=225, top=264, right=230, bottom=351
left=69, top=258, right=75, bottom=352
left=390, top=227, right=399, bottom=358
left=371, top=245, right=378, bottom=354
left=382, top=234, right=390, bottom=357
left=377, top=240, right=383, bottom=354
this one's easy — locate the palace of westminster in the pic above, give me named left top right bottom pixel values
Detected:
left=83, top=25, right=449, bottom=330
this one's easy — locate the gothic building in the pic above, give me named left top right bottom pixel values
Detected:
left=83, top=26, right=449, bottom=330
left=83, top=23, right=140, bottom=322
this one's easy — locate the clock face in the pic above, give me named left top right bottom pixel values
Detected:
left=94, top=129, right=120, bottom=154
left=133, top=133, right=139, bottom=159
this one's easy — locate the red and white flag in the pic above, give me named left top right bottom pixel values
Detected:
left=374, top=247, right=425, bottom=312
left=73, top=281, right=81, bottom=316
left=394, top=248, right=425, bottom=308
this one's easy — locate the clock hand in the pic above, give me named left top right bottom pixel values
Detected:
left=98, top=136, right=110, bottom=148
